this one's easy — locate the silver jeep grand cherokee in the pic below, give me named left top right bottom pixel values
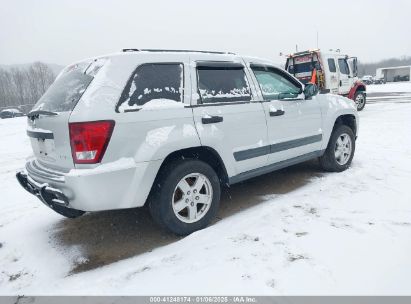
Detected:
left=17, top=49, right=359, bottom=235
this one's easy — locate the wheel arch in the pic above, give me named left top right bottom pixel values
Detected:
left=155, top=146, right=229, bottom=186
left=333, top=114, right=357, bottom=137
left=348, top=81, right=366, bottom=100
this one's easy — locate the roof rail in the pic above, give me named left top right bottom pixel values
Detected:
left=122, top=48, right=141, bottom=52
left=121, top=49, right=235, bottom=55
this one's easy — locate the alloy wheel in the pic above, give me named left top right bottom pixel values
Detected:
left=172, top=173, right=213, bottom=223
left=334, top=133, right=352, bottom=165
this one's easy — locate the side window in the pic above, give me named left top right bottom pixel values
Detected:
left=251, top=66, right=302, bottom=100
left=116, top=63, right=183, bottom=112
left=328, top=58, right=337, bottom=73
left=197, top=66, right=251, bottom=103
left=338, top=59, right=349, bottom=75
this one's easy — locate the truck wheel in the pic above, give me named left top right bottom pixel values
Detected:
left=354, top=91, right=366, bottom=111
left=319, top=125, right=355, bottom=172
left=149, top=159, right=221, bottom=235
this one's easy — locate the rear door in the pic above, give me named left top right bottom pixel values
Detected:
left=248, top=64, right=323, bottom=164
left=337, top=57, right=351, bottom=95
left=27, top=59, right=106, bottom=171
left=190, top=56, right=268, bottom=176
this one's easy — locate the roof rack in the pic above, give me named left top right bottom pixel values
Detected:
left=122, top=49, right=235, bottom=55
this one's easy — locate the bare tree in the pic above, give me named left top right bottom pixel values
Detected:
left=0, top=62, right=56, bottom=112
left=31, top=62, right=55, bottom=94
left=358, top=56, right=411, bottom=77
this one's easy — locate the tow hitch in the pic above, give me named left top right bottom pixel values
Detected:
left=16, top=171, right=84, bottom=218
left=16, top=171, right=69, bottom=207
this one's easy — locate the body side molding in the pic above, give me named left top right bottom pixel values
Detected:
left=233, top=134, right=322, bottom=161
left=229, top=150, right=324, bottom=185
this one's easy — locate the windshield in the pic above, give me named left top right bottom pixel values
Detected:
left=32, top=61, right=98, bottom=112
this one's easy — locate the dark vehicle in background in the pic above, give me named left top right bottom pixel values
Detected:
left=361, top=75, right=373, bottom=85
left=0, top=108, right=24, bottom=119
left=394, top=75, right=410, bottom=82
left=373, top=77, right=386, bottom=84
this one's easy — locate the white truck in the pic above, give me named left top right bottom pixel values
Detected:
left=285, top=49, right=367, bottom=111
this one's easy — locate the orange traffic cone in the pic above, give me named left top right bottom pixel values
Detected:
left=310, top=68, right=317, bottom=84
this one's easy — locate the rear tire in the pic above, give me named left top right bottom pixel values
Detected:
left=354, top=91, right=366, bottom=111
left=319, top=125, right=355, bottom=172
left=149, top=159, right=221, bottom=235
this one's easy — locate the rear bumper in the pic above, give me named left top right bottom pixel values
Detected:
left=17, top=159, right=162, bottom=212
left=16, top=171, right=70, bottom=207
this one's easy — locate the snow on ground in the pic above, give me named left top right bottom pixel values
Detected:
left=366, top=81, right=411, bottom=93
left=1, top=88, right=411, bottom=295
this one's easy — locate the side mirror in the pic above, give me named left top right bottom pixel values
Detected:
left=304, top=83, right=318, bottom=99
left=353, top=57, right=358, bottom=77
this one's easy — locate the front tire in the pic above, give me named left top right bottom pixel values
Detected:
left=354, top=91, right=366, bottom=111
left=319, top=125, right=355, bottom=172
left=149, top=159, right=221, bottom=235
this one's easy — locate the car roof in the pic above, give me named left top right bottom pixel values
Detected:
left=1, top=108, right=20, bottom=112
left=95, top=49, right=239, bottom=61
left=74, top=49, right=279, bottom=66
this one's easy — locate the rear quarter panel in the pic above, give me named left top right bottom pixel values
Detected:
left=67, top=54, right=201, bottom=209
left=70, top=54, right=200, bottom=166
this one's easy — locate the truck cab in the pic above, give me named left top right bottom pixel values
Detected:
left=285, top=49, right=366, bottom=111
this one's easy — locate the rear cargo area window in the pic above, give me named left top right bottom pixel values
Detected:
left=116, top=63, right=183, bottom=112
left=197, top=67, right=251, bottom=103
left=32, top=62, right=95, bottom=112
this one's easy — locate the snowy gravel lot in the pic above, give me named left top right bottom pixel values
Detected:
left=1, top=83, right=411, bottom=295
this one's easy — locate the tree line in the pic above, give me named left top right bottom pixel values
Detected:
left=358, top=56, right=411, bottom=77
left=0, top=56, right=409, bottom=112
left=0, top=62, right=56, bottom=112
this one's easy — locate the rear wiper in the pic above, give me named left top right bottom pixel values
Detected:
left=27, top=110, right=58, bottom=119
left=27, top=110, right=58, bottom=121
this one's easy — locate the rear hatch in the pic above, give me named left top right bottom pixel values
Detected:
left=27, top=59, right=106, bottom=171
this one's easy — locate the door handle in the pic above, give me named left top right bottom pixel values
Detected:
left=202, top=115, right=223, bottom=124
left=269, top=109, right=285, bottom=117
left=339, top=80, right=342, bottom=87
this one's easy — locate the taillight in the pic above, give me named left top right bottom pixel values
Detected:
left=69, top=120, right=115, bottom=164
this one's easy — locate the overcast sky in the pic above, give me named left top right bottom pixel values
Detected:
left=1, top=0, right=410, bottom=66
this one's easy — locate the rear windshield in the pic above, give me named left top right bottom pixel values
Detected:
left=287, top=61, right=320, bottom=74
left=32, top=60, right=104, bottom=112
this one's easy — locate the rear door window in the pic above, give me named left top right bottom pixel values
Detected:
left=196, top=65, right=251, bottom=103
left=32, top=61, right=101, bottom=112
left=328, top=58, right=337, bottom=72
left=116, top=63, right=183, bottom=112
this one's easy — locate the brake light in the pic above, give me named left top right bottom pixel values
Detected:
left=69, top=120, right=115, bottom=164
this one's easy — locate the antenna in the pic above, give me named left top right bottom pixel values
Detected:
left=316, top=31, right=319, bottom=49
